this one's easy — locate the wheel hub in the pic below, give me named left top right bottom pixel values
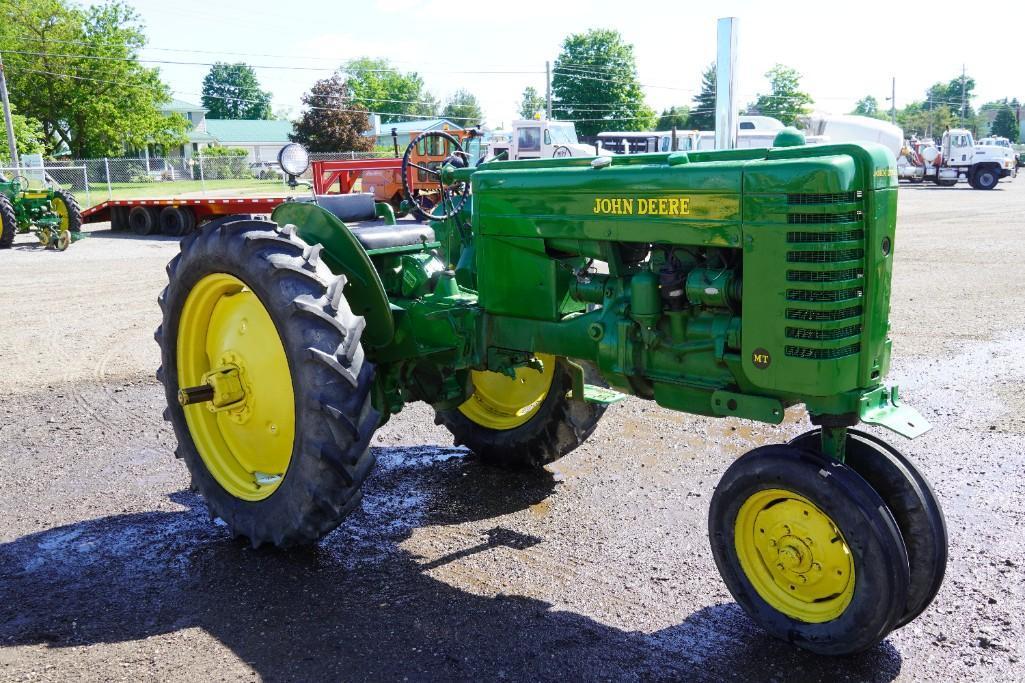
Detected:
left=735, top=489, right=855, bottom=623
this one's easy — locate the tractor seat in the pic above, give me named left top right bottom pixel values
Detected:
left=315, top=193, right=435, bottom=250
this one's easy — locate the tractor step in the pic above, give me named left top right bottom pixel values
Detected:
left=582, top=384, right=627, bottom=405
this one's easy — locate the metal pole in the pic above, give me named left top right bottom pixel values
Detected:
left=0, top=53, right=19, bottom=170
left=890, top=77, right=896, bottom=125
left=545, top=61, right=552, bottom=119
left=82, top=165, right=91, bottom=208
left=198, top=154, right=206, bottom=193
left=715, top=17, right=739, bottom=150
left=104, top=157, right=112, bottom=200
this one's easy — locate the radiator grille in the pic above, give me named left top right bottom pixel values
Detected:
left=787, top=211, right=862, bottom=224
left=786, top=305, right=863, bottom=322
left=787, top=229, right=864, bottom=243
left=786, top=287, right=863, bottom=303
left=785, top=343, right=862, bottom=360
left=787, top=248, right=864, bottom=263
left=786, top=324, right=862, bottom=341
left=787, top=267, right=864, bottom=282
left=787, top=191, right=862, bottom=204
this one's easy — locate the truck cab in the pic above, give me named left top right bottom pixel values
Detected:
left=488, top=120, right=594, bottom=160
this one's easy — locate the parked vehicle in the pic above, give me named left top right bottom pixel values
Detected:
left=487, top=119, right=593, bottom=160
left=899, top=129, right=1016, bottom=189
left=0, top=173, right=81, bottom=250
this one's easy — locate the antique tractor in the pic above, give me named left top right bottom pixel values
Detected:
left=0, top=174, right=82, bottom=250
left=156, top=132, right=946, bottom=656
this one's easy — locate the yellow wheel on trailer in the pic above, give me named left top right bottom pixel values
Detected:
left=156, top=216, right=380, bottom=547
left=708, top=445, right=912, bottom=656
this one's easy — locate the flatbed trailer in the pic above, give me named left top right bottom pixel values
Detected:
left=82, top=196, right=290, bottom=236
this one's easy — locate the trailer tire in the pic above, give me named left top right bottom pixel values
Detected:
left=0, top=194, right=16, bottom=249
left=156, top=219, right=379, bottom=547
left=110, top=206, right=129, bottom=231
left=436, top=358, right=607, bottom=469
left=129, top=206, right=159, bottom=235
left=159, top=206, right=195, bottom=236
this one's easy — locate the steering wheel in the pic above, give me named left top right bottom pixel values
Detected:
left=401, top=130, right=471, bottom=220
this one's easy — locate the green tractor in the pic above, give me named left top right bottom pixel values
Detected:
left=0, top=173, right=82, bottom=250
left=156, top=132, right=946, bottom=656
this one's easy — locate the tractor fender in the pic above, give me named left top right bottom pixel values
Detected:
left=272, top=201, right=394, bottom=348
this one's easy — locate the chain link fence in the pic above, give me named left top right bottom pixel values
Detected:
left=3, top=152, right=394, bottom=208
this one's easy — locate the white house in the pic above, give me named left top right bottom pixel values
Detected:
left=158, top=99, right=294, bottom=162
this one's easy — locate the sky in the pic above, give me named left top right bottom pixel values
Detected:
left=106, top=0, right=1024, bottom=128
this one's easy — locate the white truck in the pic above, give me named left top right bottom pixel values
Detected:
left=487, top=119, right=594, bottom=160
left=900, top=129, right=1016, bottom=189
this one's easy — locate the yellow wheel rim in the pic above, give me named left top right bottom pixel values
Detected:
left=52, top=197, right=70, bottom=231
left=735, top=489, right=855, bottom=623
left=177, top=273, right=295, bottom=501
left=458, top=353, right=555, bottom=430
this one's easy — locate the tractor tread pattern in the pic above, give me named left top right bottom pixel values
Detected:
left=155, top=218, right=379, bottom=548
left=0, top=194, right=16, bottom=248
left=53, top=190, right=83, bottom=233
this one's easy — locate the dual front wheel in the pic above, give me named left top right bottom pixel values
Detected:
left=710, top=432, right=946, bottom=655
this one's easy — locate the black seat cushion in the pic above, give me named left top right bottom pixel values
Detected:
left=351, top=224, right=436, bottom=251
left=316, top=193, right=377, bottom=222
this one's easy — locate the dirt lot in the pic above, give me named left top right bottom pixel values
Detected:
left=1, top=181, right=1024, bottom=682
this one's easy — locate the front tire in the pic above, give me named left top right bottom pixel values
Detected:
left=51, top=190, right=82, bottom=233
left=973, top=166, right=999, bottom=190
left=436, top=357, right=606, bottom=468
left=156, top=218, right=379, bottom=547
left=709, top=445, right=910, bottom=655
left=0, top=195, right=16, bottom=248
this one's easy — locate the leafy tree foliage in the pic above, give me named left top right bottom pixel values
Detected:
left=518, top=86, right=546, bottom=119
left=0, top=0, right=188, bottom=158
left=291, top=74, right=374, bottom=153
left=925, top=75, right=976, bottom=118
left=342, top=58, right=437, bottom=124
left=201, top=63, right=273, bottom=120
left=551, top=29, right=655, bottom=136
left=897, top=103, right=955, bottom=138
left=657, top=105, right=690, bottom=130
left=750, top=64, right=813, bottom=126
left=0, top=103, right=46, bottom=162
left=686, top=64, right=716, bottom=130
left=441, top=89, right=483, bottom=127
left=851, top=95, right=881, bottom=117
left=990, top=105, right=1019, bottom=142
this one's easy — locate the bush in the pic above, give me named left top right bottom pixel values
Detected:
left=199, top=147, right=252, bottom=179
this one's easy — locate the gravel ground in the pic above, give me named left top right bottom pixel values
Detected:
left=1, top=181, right=1023, bottom=682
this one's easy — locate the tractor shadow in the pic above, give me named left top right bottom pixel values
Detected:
left=0, top=446, right=902, bottom=682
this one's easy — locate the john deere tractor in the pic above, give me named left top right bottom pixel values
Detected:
left=0, top=173, right=82, bottom=250
left=156, top=132, right=946, bottom=655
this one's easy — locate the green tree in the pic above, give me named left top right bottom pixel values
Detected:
left=201, top=62, right=273, bottom=120
left=342, top=57, right=437, bottom=124
left=0, top=103, right=46, bottom=162
left=990, top=105, right=1019, bottom=142
left=0, top=0, right=188, bottom=158
left=750, top=64, right=813, bottom=126
left=897, top=102, right=955, bottom=138
left=925, top=75, right=976, bottom=120
left=291, top=74, right=374, bottom=153
left=551, top=29, right=655, bottom=136
left=518, top=86, right=545, bottom=119
left=686, top=64, right=716, bottom=130
left=851, top=95, right=880, bottom=117
left=657, top=105, right=690, bottom=130
left=441, top=89, right=483, bottom=127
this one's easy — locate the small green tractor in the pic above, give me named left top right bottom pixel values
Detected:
left=0, top=174, right=82, bottom=250
left=156, top=132, right=946, bottom=656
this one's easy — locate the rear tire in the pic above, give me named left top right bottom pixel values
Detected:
left=0, top=194, right=16, bottom=249
left=156, top=217, right=379, bottom=547
left=436, top=358, right=607, bottom=469
left=51, top=190, right=82, bottom=233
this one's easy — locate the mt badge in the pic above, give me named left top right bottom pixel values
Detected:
left=593, top=197, right=691, bottom=216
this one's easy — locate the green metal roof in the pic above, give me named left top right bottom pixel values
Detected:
left=163, top=98, right=206, bottom=113
left=204, top=119, right=294, bottom=143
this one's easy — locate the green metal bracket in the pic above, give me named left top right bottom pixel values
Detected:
left=582, top=384, right=628, bottom=405
left=374, top=201, right=397, bottom=225
left=272, top=201, right=394, bottom=348
left=859, top=385, right=931, bottom=438
left=710, top=390, right=785, bottom=425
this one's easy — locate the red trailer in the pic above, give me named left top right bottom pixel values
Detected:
left=82, top=196, right=290, bottom=236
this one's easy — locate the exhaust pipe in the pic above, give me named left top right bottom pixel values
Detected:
left=715, top=17, right=739, bottom=151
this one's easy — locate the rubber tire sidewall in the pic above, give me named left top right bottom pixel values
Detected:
left=52, top=190, right=82, bottom=233
left=0, top=195, right=16, bottom=248
left=709, top=445, right=910, bottom=656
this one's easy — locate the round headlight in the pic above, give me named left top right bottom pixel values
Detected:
left=278, top=143, right=310, bottom=176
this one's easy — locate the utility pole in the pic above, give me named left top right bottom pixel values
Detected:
left=0, top=52, right=19, bottom=171
left=545, top=61, right=552, bottom=119
left=960, top=64, right=966, bottom=127
left=890, top=77, right=896, bottom=125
